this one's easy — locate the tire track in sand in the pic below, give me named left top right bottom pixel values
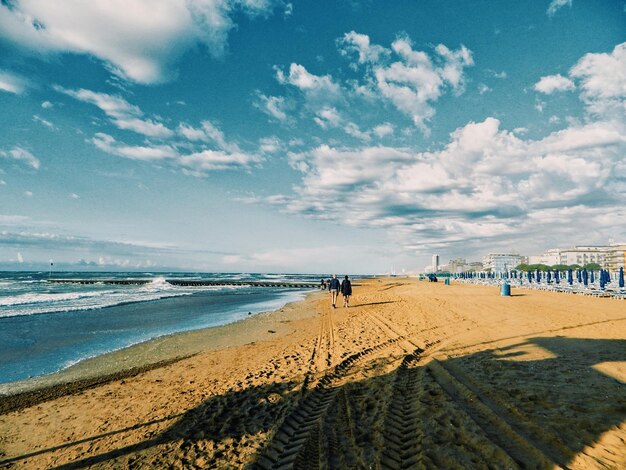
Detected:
left=251, top=337, right=404, bottom=470
left=427, top=359, right=561, bottom=469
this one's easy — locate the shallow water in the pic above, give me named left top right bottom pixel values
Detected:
left=0, top=272, right=317, bottom=383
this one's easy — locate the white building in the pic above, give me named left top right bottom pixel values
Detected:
left=529, top=244, right=626, bottom=269
left=432, top=254, right=439, bottom=273
left=483, top=253, right=523, bottom=273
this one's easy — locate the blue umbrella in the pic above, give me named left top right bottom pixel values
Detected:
left=555, top=270, right=560, bottom=284
left=600, top=271, right=606, bottom=290
left=567, top=269, right=573, bottom=285
left=547, top=271, right=552, bottom=284
left=590, top=271, right=595, bottom=284
left=536, top=269, right=541, bottom=283
left=619, top=267, right=624, bottom=288
left=577, top=269, right=582, bottom=283
left=583, top=269, right=588, bottom=286
left=527, top=271, right=532, bottom=283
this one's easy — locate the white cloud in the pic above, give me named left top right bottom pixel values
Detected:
left=570, top=42, right=626, bottom=116
left=372, top=123, right=394, bottom=138
left=0, top=180, right=6, bottom=186
left=24, top=191, right=33, bottom=197
left=41, top=100, right=53, bottom=109
left=33, top=114, right=54, bottom=129
left=276, top=63, right=341, bottom=103
left=56, top=87, right=174, bottom=138
left=0, top=146, right=41, bottom=169
left=337, top=31, right=389, bottom=66
left=0, top=0, right=285, bottom=84
left=91, top=132, right=261, bottom=173
left=534, top=74, right=575, bottom=94
left=547, top=0, right=572, bottom=17
left=254, top=93, right=291, bottom=122
left=339, top=32, right=473, bottom=132
left=265, top=115, right=625, bottom=252
left=313, top=107, right=341, bottom=129
left=69, top=193, right=80, bottom=199
left=0, top=70, right=27, bottom=94
left=91, top=133, right=177, bottom=161
left=17, top=252, right=24, bottom=263
left=177, top=121, right=240, bottom=152
left=478, top=83, right=492, bottom=94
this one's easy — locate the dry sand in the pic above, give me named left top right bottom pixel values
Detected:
left=0, top=278, right=625, bottom=469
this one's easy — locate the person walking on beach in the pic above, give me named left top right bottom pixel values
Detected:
left=329, top=274, right=340, bottom=308
left=341, top=275, right=352, bottom=308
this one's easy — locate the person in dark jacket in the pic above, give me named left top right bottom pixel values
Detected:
left=341, top=275, right=352, bottom=307
left=328, top=274, right=340, bottom=308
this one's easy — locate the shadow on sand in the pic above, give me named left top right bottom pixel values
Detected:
left=3, top=337, right=624, bottom=468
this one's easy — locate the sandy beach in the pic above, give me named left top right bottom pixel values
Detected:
left=1, top=278, right=625, bottom=469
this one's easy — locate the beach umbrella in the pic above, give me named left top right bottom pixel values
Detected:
left=600, top=271, right=606, bottom=289
left=527, top=271, right=532, bottom=283
left=577, top=269, right=582, bottom=283
left=536, top=269, right=541, bottom=283
left=583, top=269, right=588, bottom=286
left=619, top=267, right=624, bottom=288
left=567, top=269, right=573, bottom=286
left=555, top=270, right=560, bottom=284
left=547, top=271, right=552, bottom=284
left=590, top=271, right=595, bottom=284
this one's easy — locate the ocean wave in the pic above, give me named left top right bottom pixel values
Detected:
left=0, top=290, right=193, bottom=318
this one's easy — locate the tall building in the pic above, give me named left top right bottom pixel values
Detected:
left=482, top=253, right=523, bottom=273
left=432, top=254, right=439, bottom=273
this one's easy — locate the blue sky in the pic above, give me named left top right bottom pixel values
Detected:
left=0, top=0, right=625, bottom=273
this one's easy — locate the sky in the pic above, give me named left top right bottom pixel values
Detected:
left=0, top=0, right=625, bottom=274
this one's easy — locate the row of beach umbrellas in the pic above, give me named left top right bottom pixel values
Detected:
left=457, top=267, right=624, bottom=289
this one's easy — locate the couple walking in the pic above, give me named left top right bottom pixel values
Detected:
left=328, top=274, right=352, bottom=308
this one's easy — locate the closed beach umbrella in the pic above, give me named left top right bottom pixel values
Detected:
left=555, top=270, right=560, bottom=284
left=619, top=267, right=624, bottom=288
left=547, top=271, right=552, bottom=284
left=600, top=271, right=606, bottom=289
left=536, top=269, right=541, bottom=283
left=577, top=269, right=582, bottom=283
left=567, top=269, right=573, bottom=286
left=583, top=269, right=588, bottom=286
left=527, top=271, right=532, bottom=283
left=590, top=271, right=595, bottom=284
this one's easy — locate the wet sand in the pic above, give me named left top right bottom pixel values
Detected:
left=1, top=278, right=625, bottom=469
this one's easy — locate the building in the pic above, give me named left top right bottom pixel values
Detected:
left=557, top=246, right=611, bottom=267
left=606, top=244, right=626, bottom=270
left=529, top=243, right=626, bottom=269
left=432, top=254, right=439, bottom=273
left=482, top=253, right=523, bottom=273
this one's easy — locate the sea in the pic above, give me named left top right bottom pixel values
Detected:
left=0, top=271, right=324, bottom=385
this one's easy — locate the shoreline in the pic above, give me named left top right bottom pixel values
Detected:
left=0, top=288, right=325, bottom=401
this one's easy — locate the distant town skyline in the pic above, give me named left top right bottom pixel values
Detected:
left=1, top=1, right=625, bottom=273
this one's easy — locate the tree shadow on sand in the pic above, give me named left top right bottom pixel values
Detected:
left=4, top=336, right=625, bottom=469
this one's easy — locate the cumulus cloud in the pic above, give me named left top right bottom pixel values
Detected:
left=547, top=0, right=572, bottom=17
left=338, top=32, right=473, bottom=132
left=254, top=93, right=291, bottom=122
left=263, top=115, right=625, bottom=252
left=0, top=147, right=41, bottom=169
left=0, top=70, right=27, bottom=94
left=276, top=63, right=341, bottom=103
left=570, top=42, right=626, bottom=116
left=56, top=87, right=174, bottom=138
left=534, top=74, right=575, bottom=94
left=0, top=0, right=285, bottom=84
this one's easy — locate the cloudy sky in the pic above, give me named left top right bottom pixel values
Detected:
left=0, top=0, right=625, bottom=273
